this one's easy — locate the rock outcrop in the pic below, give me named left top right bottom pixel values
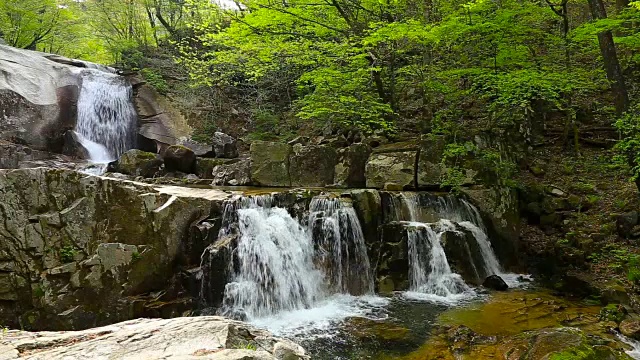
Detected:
left=365, top=142, right=419, bottom=189
left=0, top=168, right=234, bottom=330
left=334, top=144, right=371, bottom=188
left=0, top=316, right=308, bottom=360
left=0, top=45, right=93, bottom=152
left=211, top=159, right=252, bottom=186
left=289, top=144, right=337, bottom=187
left=250, top=141, right=292, bottom=187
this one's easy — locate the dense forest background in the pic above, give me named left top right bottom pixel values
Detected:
left=2, top=0, right=640, bottom=186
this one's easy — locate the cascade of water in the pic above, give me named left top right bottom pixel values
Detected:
left=407, top=221, right=471, bottom=297
left=458, top=221, right=502, bottom=275
left=221, top=195, right=325, bottom=319
left=75, top=69, right=137, bottom=162
left=219, top=194, right=375, bottom=320
left=309, top=197, right=374, bottom=295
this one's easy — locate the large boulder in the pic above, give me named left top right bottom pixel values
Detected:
left=212, top=159, right=252, bottom=186
left=109, top=149, right=163, bottom=177
left=365, top=143, right=418, bottom=189
left=250, top=141, right=292, bottom=187
left=180, top=139, right=214, bottom=158
left=0, top=168, right=232, bottom=330
left=483, top=274, right=509, bottom=291
left=0, top=45, right=89, bottom=152
left=212, top=132, right=238, bottom=159
left=440, top=225, right=489, bottom=285
left=620, top=319, right=640, bottom=340
left=164, top=145, right=196, bottom=174
left=0, top=316, right=308, bottom=360
left=289, top=144, right=337, bottom=187
left=334, top=143, right=372, bottom=188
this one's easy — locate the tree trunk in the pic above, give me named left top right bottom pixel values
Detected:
left=587, top=0, right=630, bottom=115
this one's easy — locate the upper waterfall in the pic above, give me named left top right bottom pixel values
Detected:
left=75, top=69, right=137, bottom=162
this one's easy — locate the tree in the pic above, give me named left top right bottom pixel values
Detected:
left=0, top=0, right=71, bottom=49
left=587, top=0, right=629, bottom=115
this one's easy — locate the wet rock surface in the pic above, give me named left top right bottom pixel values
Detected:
left=0, top=316, right=308, bottom=360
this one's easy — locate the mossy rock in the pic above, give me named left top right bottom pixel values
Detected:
left=250, top=141, right=292, bottom=187
left=110, top=149, right=163, bottom=178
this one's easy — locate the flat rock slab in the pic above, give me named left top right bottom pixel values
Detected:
left=0, top=316, right=307, bottom=360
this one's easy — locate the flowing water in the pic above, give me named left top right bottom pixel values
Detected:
left=75, top=69, right=137, bottom=163
left=208, top=191, right=528, bottom=358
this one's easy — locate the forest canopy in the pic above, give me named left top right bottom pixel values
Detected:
left=2, top=0, right=639, bottom=178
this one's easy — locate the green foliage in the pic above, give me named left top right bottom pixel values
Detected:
left=599, top=304, right=627, bottom=323
left=59, top=245, right=77, bottom=263
left=141, top=68, right=169, bottom=94
left=615, top=104, right=640, bottom=183
left=132, top=251, right=142, bottom=262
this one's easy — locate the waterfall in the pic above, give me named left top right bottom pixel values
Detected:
left=75, top=69, right=137, bottom=162
left=218, top=194, right=374, bottom=320
left=309, top=197, right=374, bottom=295
left=407, top=221, right=470, bottom=297
left=392, top=192, right=505, bottom=297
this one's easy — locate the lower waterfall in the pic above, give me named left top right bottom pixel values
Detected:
left=392, top=192, right=511, bottom=300
left=219, top=194, right=377, bottom=328
left=406, top=221, right=470, bottom=298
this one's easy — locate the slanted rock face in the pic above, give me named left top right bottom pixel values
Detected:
left=212, top=132, right=239, bottom=159
left=164, top=145, right=197, bottom=174
left=334, top=143, right=372, bottom=188
left=0, top=45, right=90, bottom=152
left=133, top=83, right=188, bottom=150
left=289, top=144, right=337, bottom=187
left=0, top=316, right=308, bottom=360
left=109, top=149, right=163, bottom=178
left=440, top=226, right=488, bottom=285
left=250, top=141, right=292, bottom=187
left=0, top=168, right=231, bottom=330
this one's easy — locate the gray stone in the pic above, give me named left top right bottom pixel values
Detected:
left=213, top=132, right=238, bottom=159
left=365, top=151, right=417, bottom=189
left=0, top=316, right=308, bottom=360
left=417, top=135, right=446, bottom=187
left=250, top=141, right=292, bottom=187
left=196, top=158, right=238, bottom=179
left=0, top=167, right=226, bottom=330
left=212, top=159, right=252, bottom=186
left=110, top=149, right=163, bottom=178
left=334, top=143, right=371, bottom=188
left=164, top=145, right=196, bottom=173
left=0, top=45, right=85, bottom=152
left=289, top=144, right=337, bottom=187
left=180, top=140, right=214, bottom=158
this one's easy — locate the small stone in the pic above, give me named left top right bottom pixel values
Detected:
left=615, top=212, right=638, bottom=239
left=483, top=275, right=509, bottom=291
left=212, top=132, right=238, bottom=159
left=548, top=186, right=567, bottom=197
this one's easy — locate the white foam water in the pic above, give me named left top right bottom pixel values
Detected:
left=309, top=197, right=374, bottom=295
left=617, top=333, right=640, bottom=359
left=75, top=69, right=137, bottom=161
left=223, top=204, right=325, bottom=319
left=405, top=221, right=475, bottom=304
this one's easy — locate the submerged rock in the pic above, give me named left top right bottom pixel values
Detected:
left=482, top=275, right=508, bottom=291
left=0, top=316, right=308, bottom=360
left=109, top=149, right=163, bottom=177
